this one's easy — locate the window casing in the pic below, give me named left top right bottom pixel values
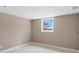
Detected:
left=41, top=17, right=54, bottom=32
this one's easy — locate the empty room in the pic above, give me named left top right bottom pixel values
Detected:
left=0, top=6, right=79, bottom=53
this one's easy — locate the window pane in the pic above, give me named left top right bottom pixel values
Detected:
left=41, top=17, right=54, bottom=32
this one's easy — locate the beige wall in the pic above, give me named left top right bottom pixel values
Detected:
left=76, top=14, right=79, bottom=49
left=31, top=14, right=78, bottom=49
left=0, top=12, right=79, bottom=50
left=0, top=12, right=31, bottom=50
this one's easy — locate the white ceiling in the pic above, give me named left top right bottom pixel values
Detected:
left=0, top=6, right=79, bottom=19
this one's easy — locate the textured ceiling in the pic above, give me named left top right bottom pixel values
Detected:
left=0, top=6, right=79, bottom=19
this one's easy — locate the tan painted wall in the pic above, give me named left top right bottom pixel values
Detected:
left=31, top=14, right=78, bottom=49
left=0, top=12, right=31, bottom=50
left=76, top=14, right=79, bottom=49
left=0, top=12, right=79, bottom=50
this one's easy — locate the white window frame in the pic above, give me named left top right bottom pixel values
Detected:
left=41, top=17, right=54, bottom=32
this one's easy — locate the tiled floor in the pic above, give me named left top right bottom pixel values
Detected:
left=4, top=44, right=62, bottom=53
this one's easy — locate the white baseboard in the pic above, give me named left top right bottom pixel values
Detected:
left=1, top=42, right=79, bottom=53
left=31, top=42, right=79, bottom=53
left=0, top=42, right=31, bottom=53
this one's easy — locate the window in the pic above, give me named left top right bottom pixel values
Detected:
left=41, top=17, right=54, bottom=32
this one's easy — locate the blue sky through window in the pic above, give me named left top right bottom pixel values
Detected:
left=41, top=17, right=54, bottom=32
left=43, top=18, right=54, bottom=28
